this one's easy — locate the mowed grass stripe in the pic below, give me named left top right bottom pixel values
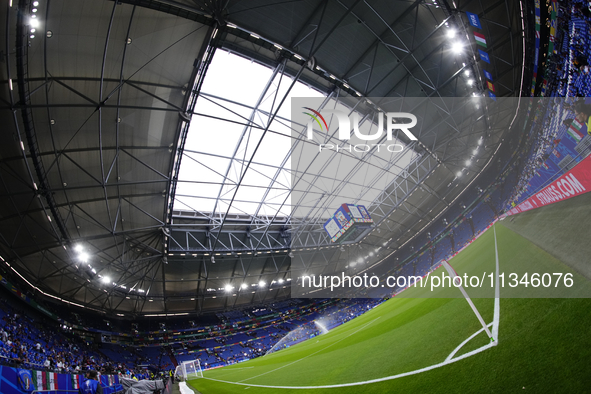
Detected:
left=193, top=229, right=499, bottom=389
left=191, top=216, right=591, bottom=393
left=202, top=297, right=486, bottom=386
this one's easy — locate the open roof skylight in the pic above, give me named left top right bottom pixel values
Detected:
left=174, top=50, right=417, bottom=223
left=174, top=50, right=323, bottom=218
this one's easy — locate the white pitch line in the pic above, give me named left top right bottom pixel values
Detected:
left=206, top=316, right=499, bottom=390
left=204, top=340, right=497, bottom=390
left=203, top=227, right=503, bottom=390
left=446, top=225, right=502, bottom=360
left=442, top=260, right=494, bottom=340
left=492, top=224, right=501, bottom=343
left=237, top=316, right=381, bottom=383
left=445, top=322, right=494, bottom=362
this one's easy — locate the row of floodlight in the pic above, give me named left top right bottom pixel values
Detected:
left=456, top=137, right=485, bottom=177
left=219, top=278, right=292, bottom=292
left=444, top=19, right=487, bottom=98
left=73, top=244, right=147, bottom=295
left=27, top=2, right=41, bottom=39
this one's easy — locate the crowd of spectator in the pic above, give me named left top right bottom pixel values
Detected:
left=502, top=0, right=591, bottom=208
left=1, top=1, right=590, bottom=382
left=0, top=300, right=103, bottom=372
left=543, top=0, right=591, bottom=97
left=0, top=297, right=166, bottom=379
left=0, top=289, right=387, bottom=375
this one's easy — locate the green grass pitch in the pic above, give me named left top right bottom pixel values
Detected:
left=188, top=198, right=591, bottom=393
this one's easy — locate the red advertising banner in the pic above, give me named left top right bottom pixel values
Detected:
left=505, top=155, right=591, bottom=216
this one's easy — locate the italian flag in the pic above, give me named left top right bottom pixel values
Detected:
left=33, top=371, right=58, bottom=391
left=567, top=119, right=584, bottom=142
left=474, top=32, right=487, bottom=47
left=72, top=374, right=81, bottom=389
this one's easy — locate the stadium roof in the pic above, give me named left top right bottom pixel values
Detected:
left=0, top=0, right=525, bottom=316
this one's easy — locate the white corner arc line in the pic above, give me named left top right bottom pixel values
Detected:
left=204, top=342, right=496, bottom=390
left=200, top=227, right=503, bottom=390
left=445, top=322, right=494, bottom=362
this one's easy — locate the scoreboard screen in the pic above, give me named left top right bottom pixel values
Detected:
left=323, top=204, right=373, bottom=242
